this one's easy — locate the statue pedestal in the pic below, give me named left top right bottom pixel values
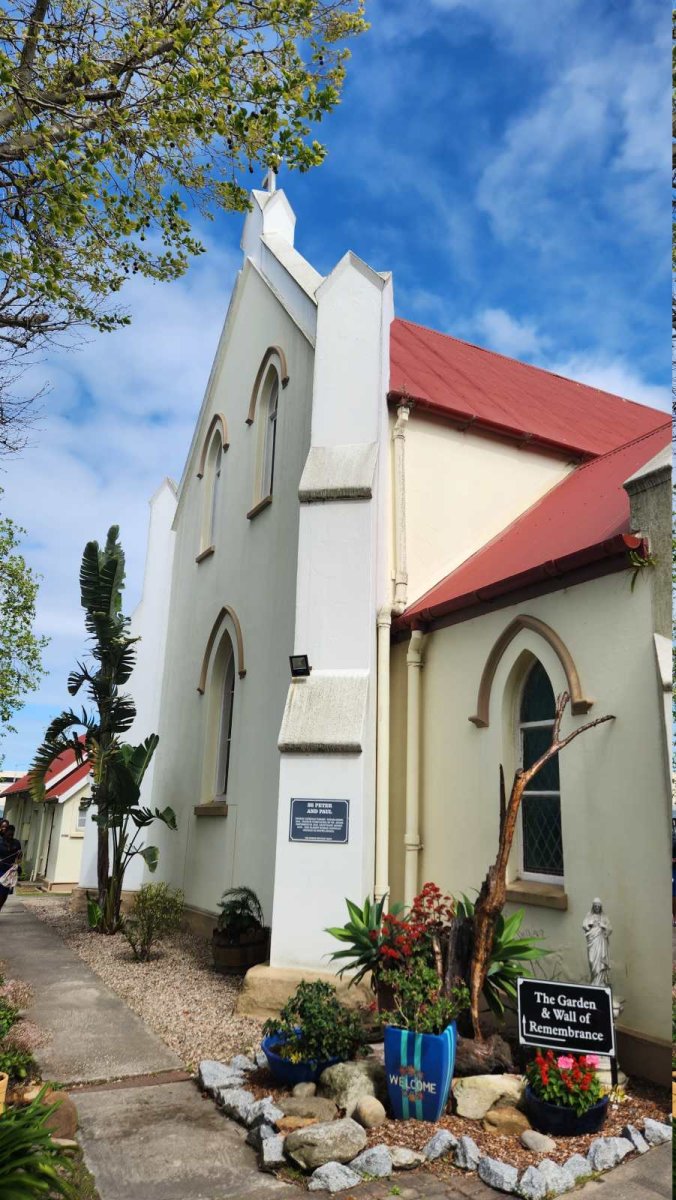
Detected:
left=597, top=996, right=626, bottom=1087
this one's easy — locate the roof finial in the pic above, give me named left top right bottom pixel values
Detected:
left=262, top=167, right=276, bottom=194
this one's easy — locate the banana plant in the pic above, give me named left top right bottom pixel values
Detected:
left=29, top=527, right=176, bottom=933
left=456, top=896, right=548, bottom=1018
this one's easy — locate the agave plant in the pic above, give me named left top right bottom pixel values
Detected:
left=325, top=896, right=407, bottom=986
left=0, top=1091, right=75, bottom=1199
left=456, top=896, right=548, bottom=1018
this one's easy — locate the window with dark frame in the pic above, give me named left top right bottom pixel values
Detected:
left=261, top=372, right=279, bottom=499
left=215, top=642, right=236, bottom=798
left=519, top=659, right=564, bottom=879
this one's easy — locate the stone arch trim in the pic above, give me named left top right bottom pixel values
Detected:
left=197, top=606, right=246, bottom=692
left=246, top=346, right=289, bottom=425
left=196, top=413, right=229, bottom=479
left=468, top=614, right=592, bottom=728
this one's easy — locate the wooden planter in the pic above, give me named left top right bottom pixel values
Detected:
left=212, top=926, right=270, bottom=975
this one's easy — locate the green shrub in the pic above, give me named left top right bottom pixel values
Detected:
left=122, top=883, right=184, bottom=962
left=263, top=979, right=365, bottom=1064
left=0, top=1047, right=39, bottom=1083
left=380, top=957, right=469, bottom=1035
left=86, top=897, right=103, bottom=931
left=0, top=1090, right=75, bottom=1198
left=216, top=886, right=265, bottom=940
left=0, top=1000, right=19, bottom=1039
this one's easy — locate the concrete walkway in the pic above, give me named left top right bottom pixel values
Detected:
left=0, top=900, right=671, bottom=1199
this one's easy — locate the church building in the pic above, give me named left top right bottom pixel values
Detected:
left=77, top=179, right=671, bottom=1083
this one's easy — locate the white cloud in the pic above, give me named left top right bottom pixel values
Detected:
left=542, top=352, right=671, bottom=413
left=473, top=308, right=547, bottom=358
left=1, top=234, right=239, bottom=767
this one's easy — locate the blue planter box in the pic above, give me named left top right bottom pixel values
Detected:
left=384, top=1022, right=457, bottom=1122
left=261, top=1033, right=342, bottom=1086
left=524, top=1085, right=609, bottom=1136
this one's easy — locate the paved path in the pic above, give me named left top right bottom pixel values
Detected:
left=0, top=900, right=671, bottom=1199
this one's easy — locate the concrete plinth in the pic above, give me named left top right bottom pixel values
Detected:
left=235, top=964, right=372, bottom=1020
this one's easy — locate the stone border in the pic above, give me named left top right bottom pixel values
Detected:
left=197, top=1057, right=673, bottom=1196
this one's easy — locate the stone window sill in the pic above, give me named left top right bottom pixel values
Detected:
left=195, top=545, right=215, bottom=564
left=247, top=495, right=272, bottom=520
left=506, top=879, right=568, bottom=911
left=193, top=803, right=229, bottom=818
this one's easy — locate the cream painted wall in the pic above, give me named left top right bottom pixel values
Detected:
left=46, top=784, right=89, bottom=884
left=402, top=415, right=574, bottom=604
left=389, top=572, right=670, bottom=1043
left=148, top=260, right=315, bottom=922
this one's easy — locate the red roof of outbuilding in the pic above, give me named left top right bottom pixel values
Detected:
left=4, top=742, right=89, bottom=801
left=389, top=319, right=667, bottom=459
left=397, top=422, right=671, bottom=629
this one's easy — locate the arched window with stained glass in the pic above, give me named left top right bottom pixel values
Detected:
left=519, top=659, right=564, bottom=881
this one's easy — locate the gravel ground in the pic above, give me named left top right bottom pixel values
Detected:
left=29, top=900, right=264, bottom=1070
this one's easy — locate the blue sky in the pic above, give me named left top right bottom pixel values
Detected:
left=2, top=0, right=670, bottom=769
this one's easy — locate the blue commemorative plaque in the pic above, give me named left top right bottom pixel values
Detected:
left=289, top=798, right=349, bottom=844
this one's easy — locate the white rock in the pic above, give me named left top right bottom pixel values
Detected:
left=293, top=1081, right=317, bottom=1098
left=643, top=1118, right=672, bottom=1146
left=423, top=1129, right=458, bottom=1161
left=621, top=1123, right=649, bottom=1154
left=260, top=1135, right=286, bottom=1171
left=308, top=1162, right=362, bottom=1193
left=198, top=1060, right=244, bottom=1095
left=246, top=1122, right=277, bottom=1150
left=349, top=1145, right=393, bottom=1177
left=285, top=1118, right=367, bottom=1170
left=389, top=1146, right=425, bottom=1170
left=354, top=1095, right=386, bottom=1128
left=520, top=1129, right=556, bottom=1153
left=453, top=1074, right=524, bottom=1120
left=455, top=1135, right=481, bottom=1171
left=254, top=1049, right=268, bottom=1069
left=318, top=1060, right=387, bottom=1118
left=218, top=1086, right=255, bottom=1124
left=518, top=1165, right=547, bottom=1200
left=247, top=1097, right=284, bottom=1129
left=230, top=1054, right=257, bottom=1072
left=586, top=1137, right=633, bottom=1172
left=563, top=1154, right=591, bottom=1182
left=478, top=1156, right=519, bottom=1192
left=536, top=1159, right=575, bottom=1195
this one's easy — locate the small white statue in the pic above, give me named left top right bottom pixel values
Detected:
left=583, top=897, right=612, bottom=988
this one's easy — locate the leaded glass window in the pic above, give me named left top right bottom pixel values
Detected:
left=519, top=660, right=564, bottom=879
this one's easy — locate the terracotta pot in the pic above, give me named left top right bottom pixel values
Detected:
left=0, top=1072, right=8, bottom=1115
left=212, top=926, right=270, bottom=974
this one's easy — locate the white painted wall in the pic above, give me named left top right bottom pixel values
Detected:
left=402, top=415, right=574, bottom=604
left=389, top=571, right=670, bottom=1043
left=270, top=254, right=394, bottom=969
left=147, top=250, right=315, bottom=923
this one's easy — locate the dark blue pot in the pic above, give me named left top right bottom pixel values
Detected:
left=525, top=1085, right=609, bottom=1136
left=384, top=1022, right=457, bottom=1122
left=261, top=1033, right=343, bottom=1086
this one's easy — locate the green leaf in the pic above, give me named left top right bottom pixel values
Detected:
left=139, top=845, right=159, bottom=872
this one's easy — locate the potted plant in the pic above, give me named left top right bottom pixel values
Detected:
left=524, top=1050, right=608, bottom=1136
left=381, top=957, right=470, bottom=1122
left=212, top=886, right=270, bottom=974
left=262, top=980, right=365, bottom=1086
left=325, top=895, right=416, bottom=1011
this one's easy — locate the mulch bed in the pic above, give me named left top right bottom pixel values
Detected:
left=241, top=1064, right=669, bottom=1181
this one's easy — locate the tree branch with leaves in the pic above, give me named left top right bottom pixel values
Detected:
left=0, top=491, right=47, bottom=753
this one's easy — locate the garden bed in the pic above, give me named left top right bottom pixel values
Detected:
left=235, top=1059, right=669, bottom=1180
left=29, top=899, right=264, bottom=1068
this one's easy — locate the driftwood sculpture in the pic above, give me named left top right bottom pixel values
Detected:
left=469, top=690, right=614, bottom=1040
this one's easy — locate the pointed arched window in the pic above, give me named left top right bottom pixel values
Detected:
left=519, top=660, right=564, bottom=880
left=196, top=416, right=228, bottom=559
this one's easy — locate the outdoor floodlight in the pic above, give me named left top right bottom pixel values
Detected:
left=289, top=654, right=312, bottom=679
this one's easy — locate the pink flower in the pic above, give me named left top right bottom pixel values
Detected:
left=584, top=1054, right=600, bottom=1069
left=557, top=1056, right=575, bottom=1069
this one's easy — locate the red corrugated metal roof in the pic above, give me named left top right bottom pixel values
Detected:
left=5, top=741, right=88, bottom=799
left=389, top=318, right=667, bottom=458
left=398, top=422, right=671, bottom=627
